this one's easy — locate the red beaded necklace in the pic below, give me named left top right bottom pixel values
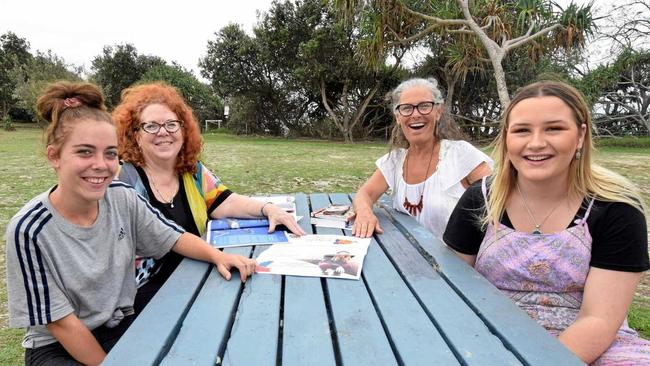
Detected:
left=403, top=143, right=436, bottom=216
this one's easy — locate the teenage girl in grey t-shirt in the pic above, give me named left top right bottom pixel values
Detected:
left=5, top=81, right=257, bottom=366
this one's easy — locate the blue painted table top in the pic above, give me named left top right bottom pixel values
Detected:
left=104, top=193, right=584, bottom=366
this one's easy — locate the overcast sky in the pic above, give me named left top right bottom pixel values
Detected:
left=0, top=0, right=275, bottom=75
left=1, top=0, right=608, bottom=78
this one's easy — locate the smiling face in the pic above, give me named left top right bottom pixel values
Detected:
left=48, top=119, right=118, bottom=206
left=395, top=86, right=442, bottom=145
left=506, top=96, right=586, bottom=186
left=136, top=103, right=184, bottom=166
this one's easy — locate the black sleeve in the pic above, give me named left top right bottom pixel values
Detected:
left=443, top=182, right=487, bottom=255
left=207, top=189, right=233, bottom=215
left=588, top=201, right=649, bottom=272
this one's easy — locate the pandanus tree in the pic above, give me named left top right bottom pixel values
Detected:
left=334, top=0, right=596, bottom=108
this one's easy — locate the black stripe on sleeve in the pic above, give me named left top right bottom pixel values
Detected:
left=109, top=181, right=134, bottom=189
left=14, top=202, right=54, bottom=326
left=136, top=194, right=185, bottom=234
left=109, top=181, right=184, bottom=233
left=32, top=215, right=53, bottom=323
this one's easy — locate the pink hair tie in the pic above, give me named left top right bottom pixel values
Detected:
left=63, top=97, right=81, bottom=108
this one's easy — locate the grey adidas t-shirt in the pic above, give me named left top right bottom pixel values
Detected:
left=5, top=182, right=184, bottom=348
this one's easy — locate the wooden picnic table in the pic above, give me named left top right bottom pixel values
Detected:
left=104, top=193, right=585, bottom=366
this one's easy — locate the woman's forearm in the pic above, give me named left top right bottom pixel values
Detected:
left=352, top=191, right=375, bottom=214
left=559, top=315, right=619, bottom=363
left=47, top=313, right=106, bottom=366
left=171, top=233, right=256, bottom=282
left=213, top=193, right=275, bottom=219
left=172, top=232, right=222, bottom=263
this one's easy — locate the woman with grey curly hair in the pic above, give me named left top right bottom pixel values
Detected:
left=352, top=77, right=492, bottom=239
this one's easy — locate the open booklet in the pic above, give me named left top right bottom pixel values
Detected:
left=255, top=235, right=371, bottom=280
left=205, top=195, right=299, bottom=248
left=206, top=218, right=290, bottom=248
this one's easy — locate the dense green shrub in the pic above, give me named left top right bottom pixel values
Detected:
left=594, top=137, right=650, bottom=149
left=2, top=115, right=15, bottom=131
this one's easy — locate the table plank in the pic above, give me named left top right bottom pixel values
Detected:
left=221, top=245, right=282, bottom=366
left=377, top=197, right=585, bottom=366
left=369, top=202, right=521, bottom=365
left=329, top=193, right=459, bottom=365
left=310, top=193, right=398, bottom=365
left=104, top=259, right=213, bottom=365
left=281, top=193, right=337, bottom=366
left=160, top=246, right=252, bottom=366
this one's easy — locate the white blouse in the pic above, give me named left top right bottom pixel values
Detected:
left=376, top=139, right=493, bottom=240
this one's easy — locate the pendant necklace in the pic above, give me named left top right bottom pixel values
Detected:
left=403, top=143, right=436, bottom=216
left=147, top=171, right=179, bottom=209
left=516, top=182, right=564, bottom=235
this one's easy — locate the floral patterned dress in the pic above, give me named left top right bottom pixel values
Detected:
left=475, top=183, right=650, bottom=365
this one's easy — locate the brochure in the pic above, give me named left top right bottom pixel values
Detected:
left=309, top=217, right=353, bottom=230
left=255, top=235, right=371, bottom=280
left=206, top=224, right=289, bottom=248
left=311, top=204, right=354, bottom=220
left=205, top=195, right=299, bottom=248
left=208, top=218, right=270, bottom=230
left=310, top=204, right=355, bottom=229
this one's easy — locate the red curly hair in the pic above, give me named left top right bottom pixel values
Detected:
left=113, top=82, right=203, bottom=174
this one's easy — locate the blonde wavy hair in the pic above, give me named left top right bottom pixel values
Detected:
left=485, top=80, right=645, bottom=228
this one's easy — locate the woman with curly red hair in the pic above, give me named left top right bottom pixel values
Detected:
left=113, top=82, right=304, bottom=312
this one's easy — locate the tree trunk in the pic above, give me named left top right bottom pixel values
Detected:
left=345, top=130, right=354, bottom=143
left=345, top=81, right=381, bottom=143
left=320, top=78, right=345, bottom=139
left=321, top=78, right=380, bottom=143
left=457, top=0, right=511, bottom=108
left=490, top=55, right=510, bottom=108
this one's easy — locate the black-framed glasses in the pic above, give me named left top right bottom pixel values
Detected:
left=138, top=120, right=183, bottom=134
left=395, top=101, right=437, bottom=117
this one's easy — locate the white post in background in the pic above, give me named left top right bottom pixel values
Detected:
left=204, top=120, right=221, bottom=132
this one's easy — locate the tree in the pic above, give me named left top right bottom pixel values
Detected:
left=91, top=44, right=166, bottom=107
left=599, top=0, right=650, bottom=55
left=201, top=0, right=400, bottom=141
left=140, top=63, right=223, bottom=125
left=580, top=48, right=650, bottom=135
left=12, top=50, right=82, bottom=122
left=335, top=0, right=596, bottom=108
left=570, top=0, right=650, bottom=136
left=413, top=35, right=575, bottom=141
left=0, top=32, right=31, bottom=118
left=296, top=0, right=405, bottom=142
left=200, top=1, right=320, bottom=136
left=201, top=24, right=289, bottom=134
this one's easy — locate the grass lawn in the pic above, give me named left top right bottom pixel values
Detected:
left=0, top=128, right=648, bottom=364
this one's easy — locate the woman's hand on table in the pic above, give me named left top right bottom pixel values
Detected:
left=264, top=204, right=306, bottom=236
left=352, top=208, right=383, bottom=238
left=215, top=252, right=257, bottom=282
